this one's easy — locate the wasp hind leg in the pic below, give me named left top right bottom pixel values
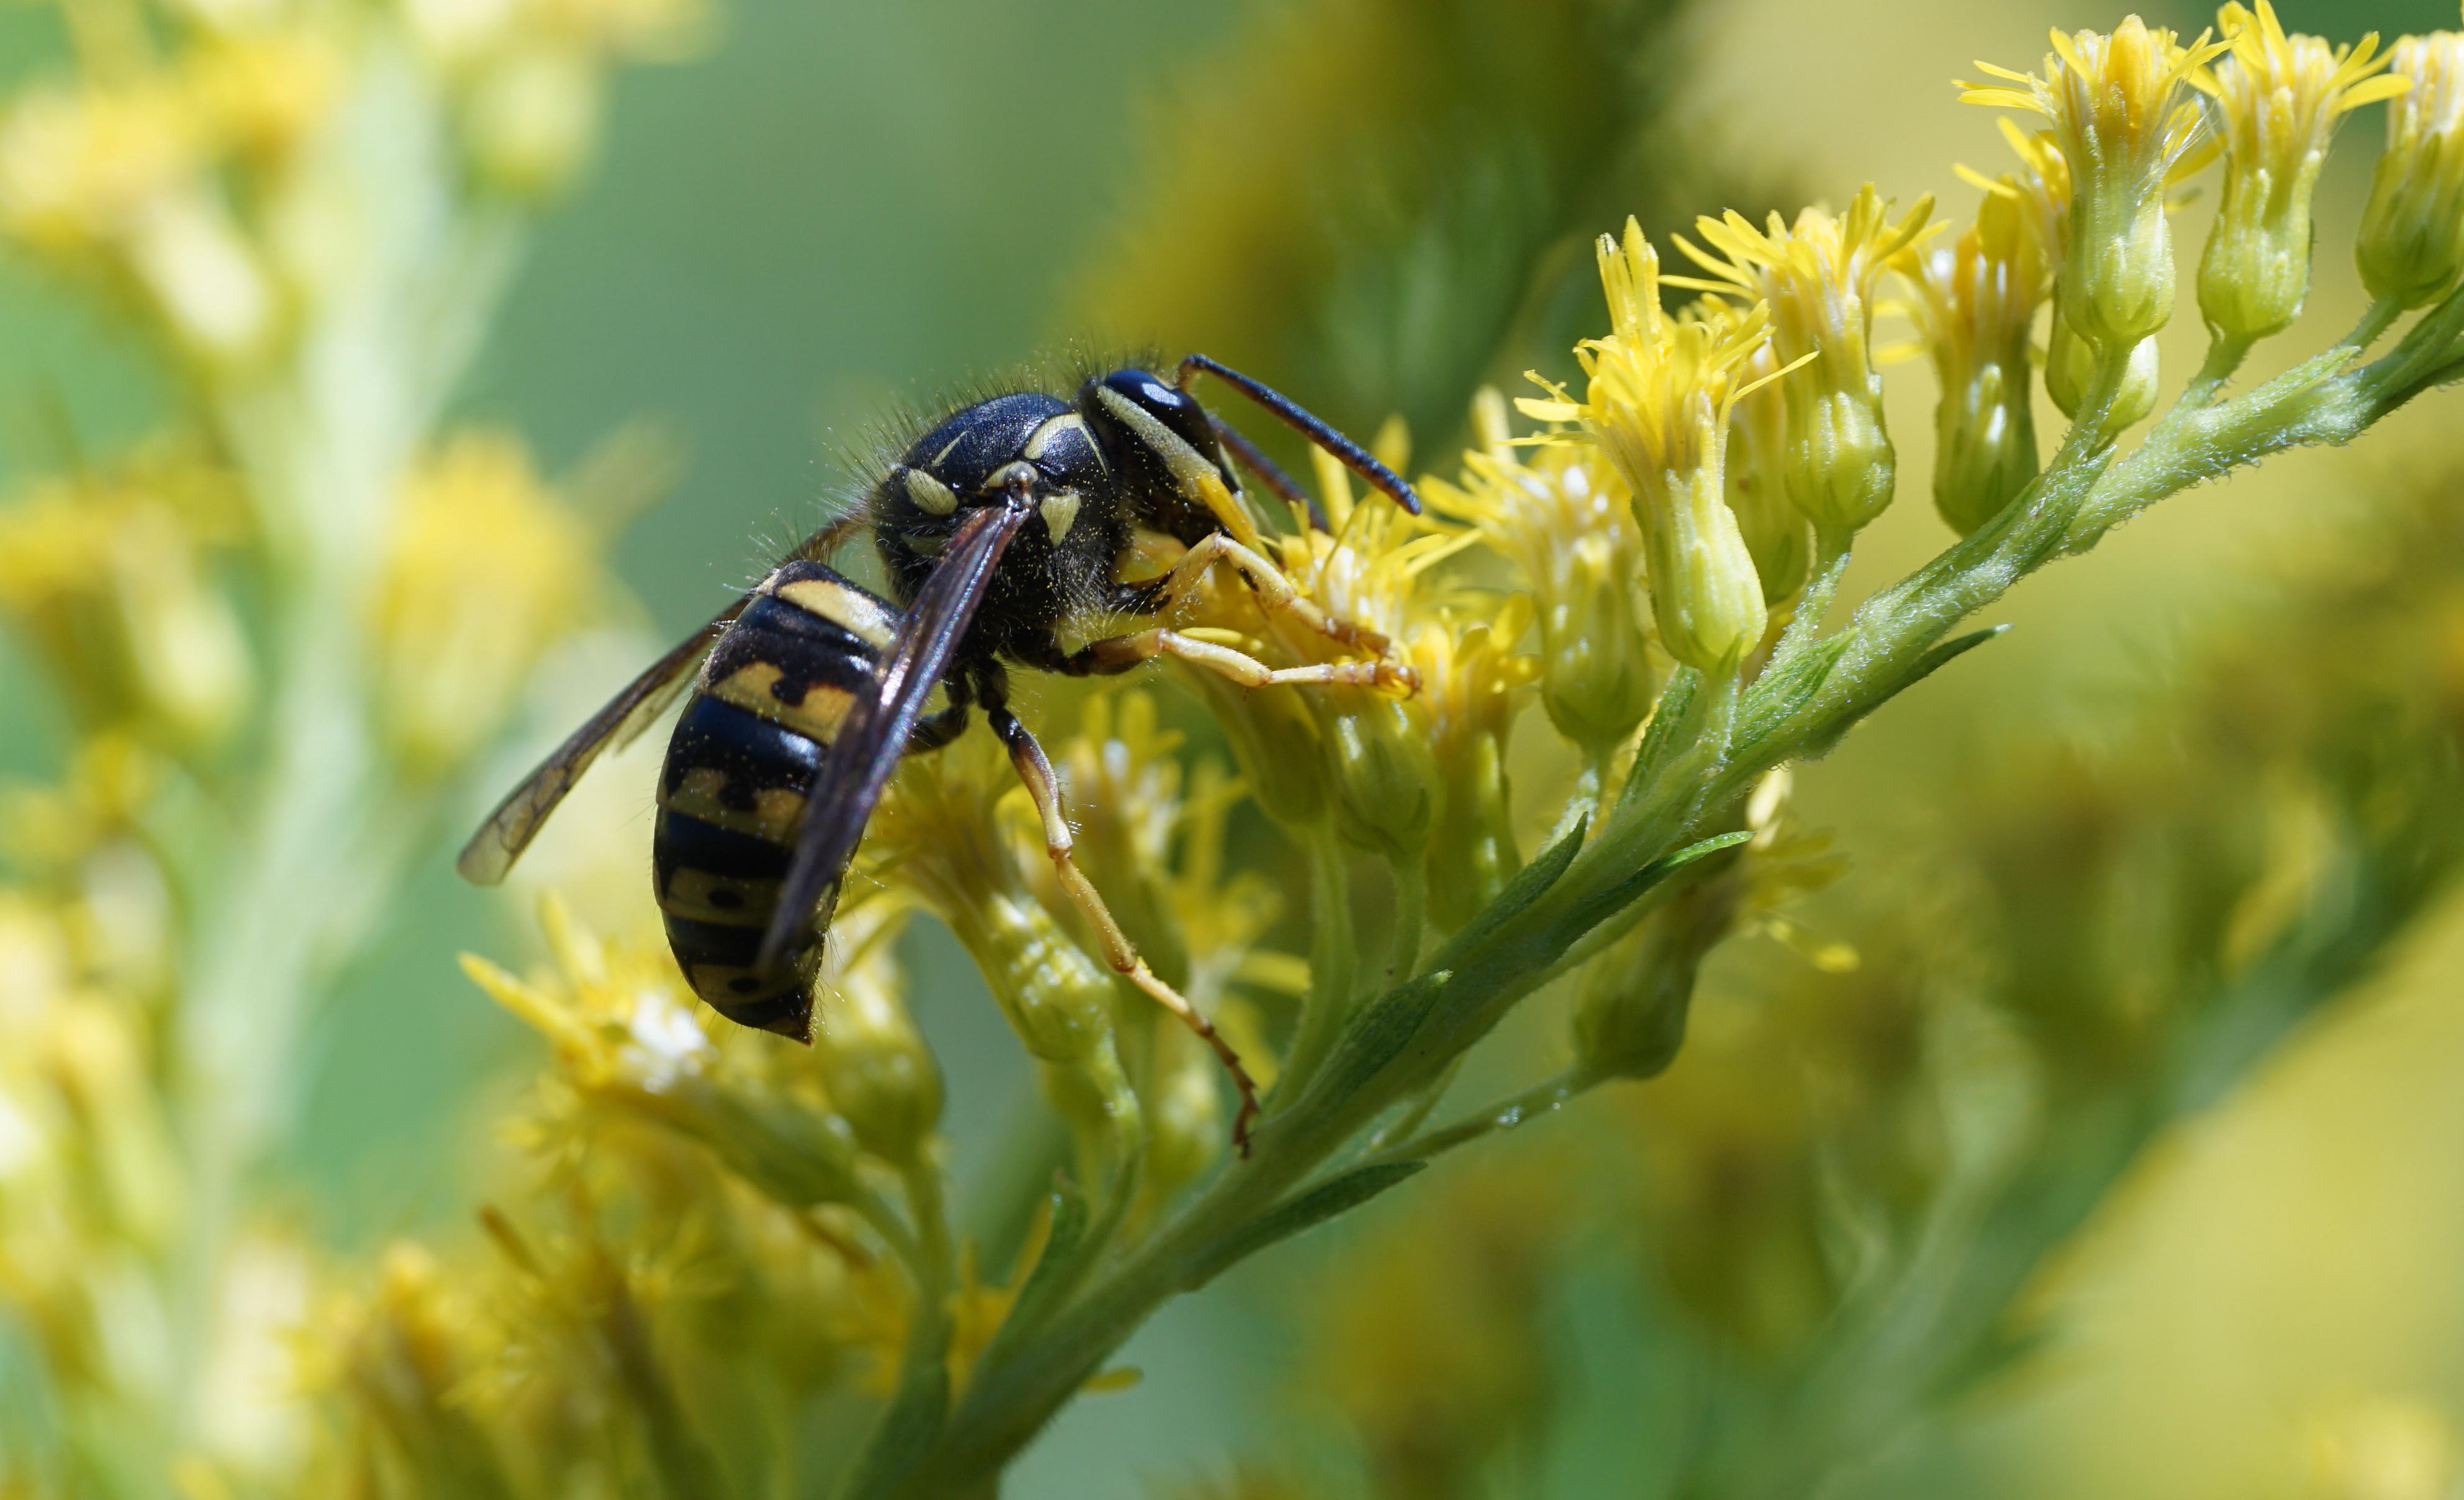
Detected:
left=984, top=696, right=1261, bottom=1157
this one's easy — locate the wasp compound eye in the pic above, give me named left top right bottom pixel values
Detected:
left=1094, top=368, right=1234, bottom=487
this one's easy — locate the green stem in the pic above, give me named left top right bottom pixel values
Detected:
left=2344, top=296, right=2403, bottom=352
left=2181, top=330, right=2254, bottom=407
left=1385, top=857, right=1427, bottom=985
left=1270, top=829, right=1356, bottom=1108
left=835, top=1165, right=957, bottom=1499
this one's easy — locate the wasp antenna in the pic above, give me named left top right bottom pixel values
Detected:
left=1175, top=353, right=1422, bottom=517
left=1209, top=413, right=1328, bottom=533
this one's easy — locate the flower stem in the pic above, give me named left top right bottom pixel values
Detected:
left=1270, top=829, right=1357, bottom=1107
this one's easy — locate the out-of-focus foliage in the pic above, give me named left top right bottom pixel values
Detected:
left=1069, top=0, right=1763, bottom=454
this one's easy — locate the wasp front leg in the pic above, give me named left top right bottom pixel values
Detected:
left=986, top=701, right=1261, bottom=1156
left=1112, top=533, right=1418, bottom=692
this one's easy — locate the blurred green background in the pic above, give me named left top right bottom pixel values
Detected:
left=8, top=0, right=2464, bottom=1494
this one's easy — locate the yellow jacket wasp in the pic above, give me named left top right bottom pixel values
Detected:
left=456, top=355, right=1419, bottom=1150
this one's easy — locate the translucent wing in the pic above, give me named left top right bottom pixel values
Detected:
left=455, top=595, right=751, bottom=886
left=755, top=496, right=1035, bottom=971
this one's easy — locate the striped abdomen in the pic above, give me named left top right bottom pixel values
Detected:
left=653, top=561, right=899, bottom=1039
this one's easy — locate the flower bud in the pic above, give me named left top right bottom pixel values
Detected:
left=1572, top=881, right=1730, bottom=1083
left=2047, top=300, right=2160, bottom=433
left=871, top=739, right=1118, bottom=1070
left=1142, top=1025, right=1223, bottom=1205
left=1966, top=18, right=2229, bottom=348
left=1177, top=661, right=1327, bottom=828
left=1410, top=605, right=1535, bottom=929
left=1317, top=691, right=1439, bottom=864
left=125, top=188, right=276, bottom=366
left=1428, top=392, right=1656, bottom=756
left=1679, top=187, right=1933, bottom=542
left=810, top=904, right=941, bottom=1167
left=1724, top=341, right=1813, bottom=600
left=1523, top=220, right=1769, bottom=671
left=2199, top=4, right=2404, bottom=340
left=1900, top=186, right=2044, bottom=535
left=2358, top=31, right=2464, bottom=308
left=0, top=463, right=251, bottom=746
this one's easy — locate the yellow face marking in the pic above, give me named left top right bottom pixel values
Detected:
left=903, top=466, right=958, bottom=516
left=931, top=432, right=966, bottom=467
left=1023, top=412, right=1100, bottom=471
left=666, top=765, right=808, bottom=843
left=1040, top=489, right=1082, bottom=544
left=908, top=531, right=947, bottom=556
left=707, top=662, right=860, bottom=744
left=772, top=577, right=898, bottom=649
left=1091, top=386, right=1258, bottom=548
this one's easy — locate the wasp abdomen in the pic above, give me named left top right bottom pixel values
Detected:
left=651, top=563, right=897, bottom=1041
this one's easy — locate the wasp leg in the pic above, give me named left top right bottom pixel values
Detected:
left=1114, top=532, right=1413, bottom=679
left=985, top=699, right=1261, bottom=1157
left=1061, top=628, right=1406, bottom=693
left=904, top=702, right=969, bottom=753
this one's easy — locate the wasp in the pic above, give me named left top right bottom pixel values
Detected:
left=457, top=355, right=1419, bottom=1151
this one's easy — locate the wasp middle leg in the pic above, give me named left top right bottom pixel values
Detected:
left=981, top=675, right=1261, bottom=1156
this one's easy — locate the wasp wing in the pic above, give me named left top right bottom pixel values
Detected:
left=455, top=595, right=753, bottom=886
left=756, top=497, right=1034, bottom=972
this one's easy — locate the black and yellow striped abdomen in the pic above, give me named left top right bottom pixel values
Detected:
left=653, top=561, right=900, bottom=1039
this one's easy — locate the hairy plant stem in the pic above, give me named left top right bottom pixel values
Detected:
left=165, top=51, right=522, bottom=1468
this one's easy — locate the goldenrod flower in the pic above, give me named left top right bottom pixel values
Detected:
left=871, top=734, right=1120, bottom=1074
left=1406, top=597, right=1538, bottom=929
left=1723, top=334, right=1813, bottom=603
left=0, top=463, right=251, bottom=746
left=2358, top=29, right=2464, bottom=308
left=1675, top=185, right=1935, bottom=545
left=463, top=47, right=606, bottom=199
left=2196, top=3, right=2404, bottom=339
left=808, top=898, right=941, bottom=1168
left=369, top=431, right=598, bottom=775
left=1257, top=453, right=1456, bottom=864
left=185, top=30, right=344, bottom=166
left=1966, top=17, right=2230, bottom=348
left=0, top=81, right=202, bottom=257
left=1523, top=218, right=1769, bottom=671
left=1428, top=387, right=1657, bottom=755
left=1897, top=185, right=2046, bottom=534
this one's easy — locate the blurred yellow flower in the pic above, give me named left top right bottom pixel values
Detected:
left=369, top=431, right=600, bottom=775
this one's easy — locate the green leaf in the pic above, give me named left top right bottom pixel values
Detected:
left=1184, top=1162, right=1427, bottom=1290
left=1306, top=970, right=1454, bottom=1113
left=1305, top=815, right=1592, bottom=1109
left=1434, top=813, right=1591, bottom=962
left=1408, top=829, right=1753, bottom=1064
left=1739, top=629, right=1854, bottom=744
left=996, top=1181, right=1093, bottom=1342
left=1800, top=625, right=2007, bottom=758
